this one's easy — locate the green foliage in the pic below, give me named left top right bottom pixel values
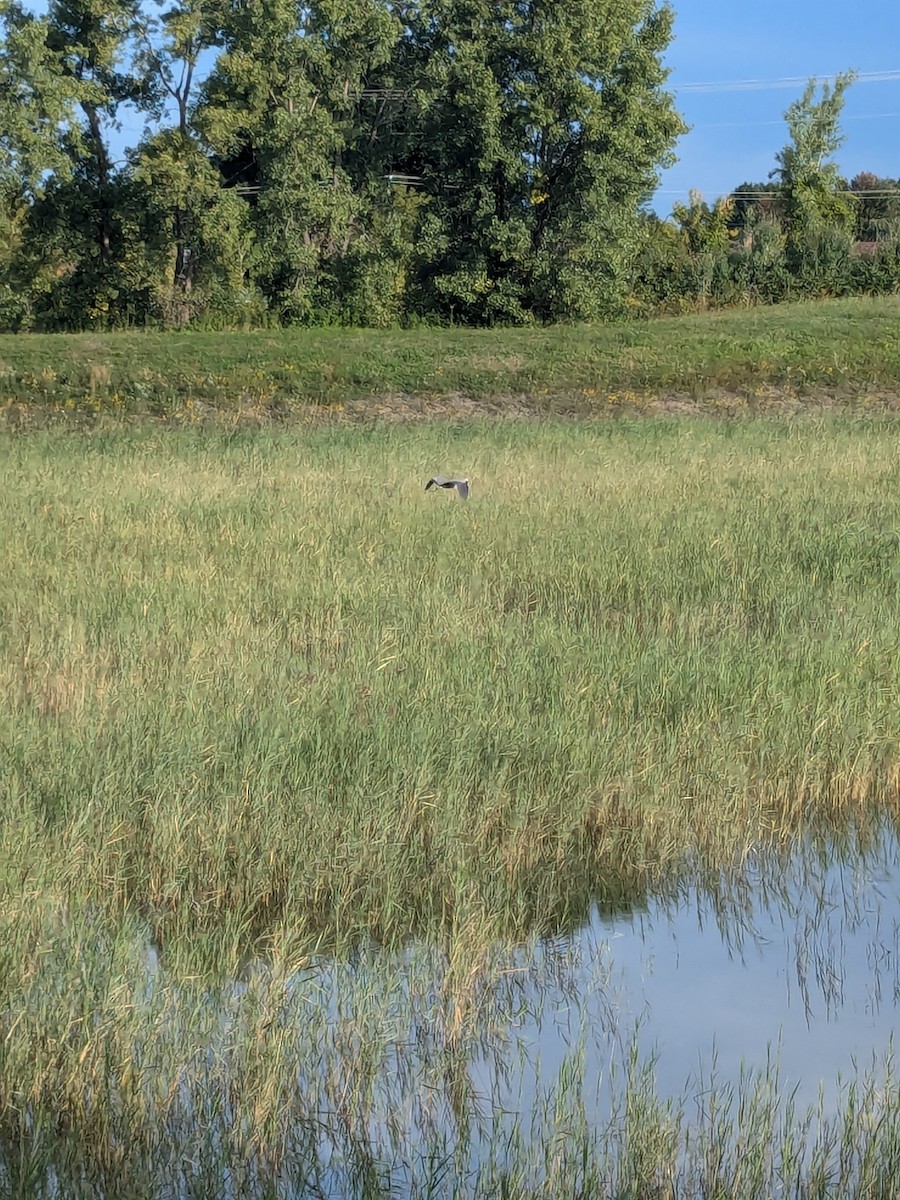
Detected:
left=196, top=0, right=406, bottom=323
left=630, top=213, right=692, bottom=312
left=774, top=72, right=858, bottom=243
left=0, top=183, right=30, bottom=327
left=128, top=0, right=245, bottom=324
left=0, top=0, right=160, bottom=326
left=632, top=65, right=900, bottom=318
left=632, top=72, right=900, bottom=317
left=0, top=1, right=86, bottom=193
left=726, top=180, right=784, bottom=237
left=0, top=0, right=686, bottom=327
left=726, top=215, right=791, bottom=304
left=3, top=417, right=900, bottom=951
left=672, top=189, right=735, bottom=255
left=0, top=7, right=898, bottom=328
left=667, top=189, right=740, bottom=306
left=850, top=171, right=900, bottom=242
left=20, top=174, right=150, bottom=328
left=402, top=0, right=685, bottom=323
left=130, top=129, right=261, bottom=325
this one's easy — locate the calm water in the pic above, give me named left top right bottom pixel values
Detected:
left=495, top=832, right=900, bottom=1118
left=279, top=825, right=900, bottom=1194
left=18, top=825, right=900, bottom=1196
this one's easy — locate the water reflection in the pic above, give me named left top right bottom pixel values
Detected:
left=521, top=825, right=900, bottom=1119
left=266, top=822, right=900, bottom=1189
left=8, top=822, right=900, bottom=1197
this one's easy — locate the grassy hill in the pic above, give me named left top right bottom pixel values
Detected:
left=2, top=295, right=900, bottom=425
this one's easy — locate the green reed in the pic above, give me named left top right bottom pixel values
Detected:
left=3, top=408, right=900, bottom=1194
left=2, top=416, right=900, bottom=958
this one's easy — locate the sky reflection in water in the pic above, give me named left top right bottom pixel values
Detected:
left=497, top=827, right=900, bottom=1116
left=104, top=825, right=900, bottom=1196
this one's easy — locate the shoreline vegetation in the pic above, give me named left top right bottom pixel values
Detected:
left=1, top=296, right=900, bottom=427
left=4, top=413, right=900, bottom=959
left=7, top=887, right=900, bottom=1199
left=5, top=300, right=900, bottom=1194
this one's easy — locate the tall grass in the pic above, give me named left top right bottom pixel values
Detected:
left=4, top=414, right=900, bottom=1193
left=2, top=416, right=900, bottom=958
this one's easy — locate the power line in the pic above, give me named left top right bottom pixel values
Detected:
left=693, top=111, right=900, bottom=130
left=675, top=68, right=900, bottom=94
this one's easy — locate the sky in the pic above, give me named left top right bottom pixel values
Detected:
left=657, top=0, right=900, bottom=214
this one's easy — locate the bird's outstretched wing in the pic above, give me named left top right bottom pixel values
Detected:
left=426, top=475, right=469, bottom=497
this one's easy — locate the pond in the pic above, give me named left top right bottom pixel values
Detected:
left=498, top=828, right=900, bottom=1120
left=8, top=823, right=900, bottom=1198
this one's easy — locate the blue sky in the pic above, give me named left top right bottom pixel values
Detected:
left=657, top=0, right=900, bottom=213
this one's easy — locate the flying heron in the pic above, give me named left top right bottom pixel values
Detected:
left=425, top=476, right=469, bottom=499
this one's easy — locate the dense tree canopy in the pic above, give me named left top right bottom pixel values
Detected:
left=0, top=0, right=687, bottom=328
left=0, top=3, right=898, bottom=330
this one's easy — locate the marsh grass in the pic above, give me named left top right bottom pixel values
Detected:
left=4, top=897, right=900, bottom=1198
left=4, top=414, right=900, bottom=1193
left=3, top=416, right=900, bottom=958
left=1, top=296, right=900, bottom=423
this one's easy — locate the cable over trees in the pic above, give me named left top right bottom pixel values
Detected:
left=1, top=3, right=897, bottom=330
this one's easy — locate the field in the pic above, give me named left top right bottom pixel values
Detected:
left=4, top=302, right=900, bottom=1194
left=5, top=415, right=900, bottom=954
left=1, top=295, right=900, bottom=422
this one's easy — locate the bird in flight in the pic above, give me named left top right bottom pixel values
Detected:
left=425, top=476, right=469, bottom=499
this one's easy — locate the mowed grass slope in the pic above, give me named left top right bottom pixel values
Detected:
left=1, top=295, right=900, bottom=421
left=2, top=417, right=900, bottom=962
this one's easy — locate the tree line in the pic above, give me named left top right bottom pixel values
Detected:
left=640, top=74, right=900, bottom=315
left=0, top=4, right=897, bottom=332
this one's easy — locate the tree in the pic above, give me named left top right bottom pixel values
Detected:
left=0, top=0, right=159, bottom=326
left=669, top=189, right=736, bottom=307
left=0, top=1, right=86, bottom=195
left=128, top=0, right=261, bottom=324
left=135, top=0, right=220, bottom=303
left=0, top=1, right=81, bottom=326
left=0, top=0, right=688, bottom=328
left=404, top=0, right=685, bottom=323
left=726, top=180, right=784, bottom=239
left=849, top=171, right=900, bottom=242
left=45, top=0, right=147, bottom=265
left=672, top=189, right=734, bottom=254
left=772, top=72, right=857, bottom=241
left=196, top=0, right=406, bottom=323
